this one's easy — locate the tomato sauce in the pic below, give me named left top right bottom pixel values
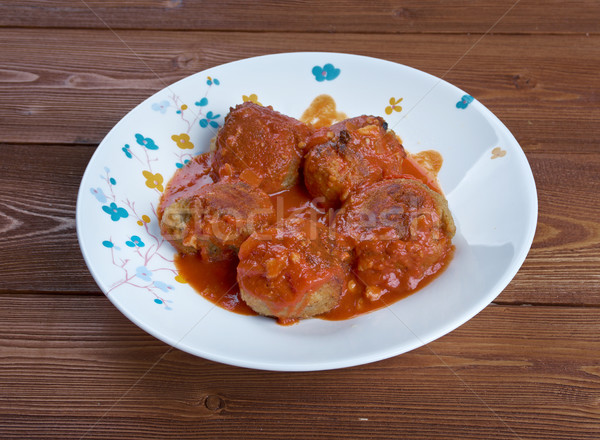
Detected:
left=300, top=94, right=347, bottom=128
left=213, top=101, right=312, bottom=194
left=174, top=254, right=257, bottom=316
left=321, top=250, right=453, bottom=321
left=166, top=96, right=451, bottom=323
left=170, top=151, right=449, bottom=320
left=157, top=153, right=215, bottom=219
left=237, top=217, right=345, bottom=326
left=173, top=181, right=331, bottom=316
left=401, top=153, right=443, bottom=194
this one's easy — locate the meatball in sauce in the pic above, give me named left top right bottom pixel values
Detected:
left=213, top=102, right=313, bottom=193
left=237, top=217, right=345, bottom=324
left=304, top=115, right=406, bottom=208
left=159, top=178, right=275, bottom=261
left=335, top=177, right=455, bottom=300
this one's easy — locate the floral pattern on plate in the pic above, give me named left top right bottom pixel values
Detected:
left=89, top=137, right=178, bottom=308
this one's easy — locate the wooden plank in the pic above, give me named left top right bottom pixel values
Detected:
left=0, top=145, right=599, bottom=306
left=0, top=30, right=598, bottom=148
left=0, top=144, right=98, bottom=293
left=0, top=296, right=598, bottom=439
left=1, top=0, right=598, bottom=34
left=500, top=152, right=600, bottom=305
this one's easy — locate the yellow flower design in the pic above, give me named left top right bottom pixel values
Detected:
left=142, top=170, right=164, bottom=192
left=242, top=94, right=262, bottom=106
left=174, top=274, right=187, bottom=284
left=171, top=133, right=194, bottom=150
left=385, top=97, right=403, bottom=115
left=136, top=214, right=151, bottom=226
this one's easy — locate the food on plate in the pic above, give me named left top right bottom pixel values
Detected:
left=213, top=102, right=313, bottom=193
left=303, top=115, right=406, bottom=208
left=160, top=97, right=454, bottom=324
left=237, top=217, right=345, bottom=321
left=335, top=177, right=455, bottom=299
left=159, top=179, right=275, bottom=261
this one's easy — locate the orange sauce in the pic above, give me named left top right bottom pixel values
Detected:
left=300, top=94, right=347, bottom=128
left=171, top=151, right=447, bottom=320
left=173, top=185, right=328, bottom=317
left=174, top=255, right=257, bottom=315
left=157, top=153, right=215, bottom=219
left=401, top=153, right=443, bottom=194
left=269, top=184, right=325, bottom=222
left=321, top=250, right=453, bottom=321
left=167, top=95, right=449, bottom=322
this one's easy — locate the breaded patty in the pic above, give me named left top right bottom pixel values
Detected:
left=303, top=115, right=406, bottom=208
left=159, top=179, right=275, bottom=261
left=335, top=178, right=455, bottom=298
left=213, top=102, right=313, bottom=193
left=237, top=217, right=344, bottom=320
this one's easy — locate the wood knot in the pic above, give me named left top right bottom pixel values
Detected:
left=0, top=69, right=39, bottom=83
left=173, top=54, right=197, bottom=69
left=66, top=74, right=80, bottom=86
left=512, top=73, right=537, bottom=90
left=204, top=394, right=225, bottom=411
left=17, top=107, right=34, bottom=116
left=164, top=0, right=183, bottom=8
left=393, top=8, right=414, bottom=19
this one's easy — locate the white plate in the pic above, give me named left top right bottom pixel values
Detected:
left=77, top=52, right=537, bottom=371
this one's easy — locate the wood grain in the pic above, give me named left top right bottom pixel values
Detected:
left=499, top=152, right=600, bottom=305
left=0, top=296, right=598, bottom=439
left=1, top=0, right=598, bottom=34
left=0, top=30, right=598, bottom=148
left=0, top=144, right=97, bottom=293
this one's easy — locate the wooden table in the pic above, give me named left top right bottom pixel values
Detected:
left=1, top=1, right=599, bottom=438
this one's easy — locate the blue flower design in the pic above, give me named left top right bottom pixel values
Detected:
left=102, top=240, right=114, bottom=248
left=456, top=95, right=474, bottom=109
left=125, top=235, right=145, bottom=248
left=136, top=266, right=153, bottom=282
left=152, top=100, right=170, bottom=114
left=312, top=64, right=340, bottom=82
left=175, top=159, right=190, bottom=169
left=206, top=76, right=220, bottom=86
left=154, top=298, right=163, bottom=304
left=122, top=144, right=132, bottom=158
left=102, top=202, right=129, bottom=221
left=109, top=177, right=117, bottom=185
left=199, top=111, right=220, bottom=129
left=153, top=281, right=174, bottom=293
left=195, top=97, right=208, bottom=107
left=90, top=187, right=107, bottom=203
left=135, top=133, right=158, bottom=150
